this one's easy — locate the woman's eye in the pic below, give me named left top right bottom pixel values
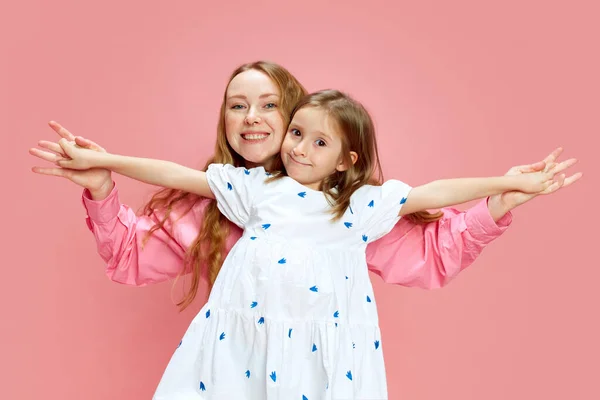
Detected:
left=230, top=104, right=244, bottom=110
left=265, top=103, right=277, bottom=109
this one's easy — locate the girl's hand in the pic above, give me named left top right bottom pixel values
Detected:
left=487, top=148, right=582, bottom=220
left=514, top=170, right=556, bottom=193
left=56, top=138, right=102, bottom=170
left=29, top=121, right=114, bottom=198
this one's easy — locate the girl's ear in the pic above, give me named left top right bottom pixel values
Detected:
left=336, top=151, right=358, bottom=172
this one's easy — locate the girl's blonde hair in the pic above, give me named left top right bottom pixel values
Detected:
left=142, top=61, right=307, bottom=310
left=270, top=89, right=443, bottom=223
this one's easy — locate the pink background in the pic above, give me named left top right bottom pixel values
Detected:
left=2, top=0, right=598, bottom=398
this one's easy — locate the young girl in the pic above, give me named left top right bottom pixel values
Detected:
left=56, top=90, right=559, bottom=400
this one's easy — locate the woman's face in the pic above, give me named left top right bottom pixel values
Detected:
left=224, top=69, right=286, bottom=169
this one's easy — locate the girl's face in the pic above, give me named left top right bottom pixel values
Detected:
left=280, top=106, right=355, bottom=190
left=224, top=70, right=286, bottom=170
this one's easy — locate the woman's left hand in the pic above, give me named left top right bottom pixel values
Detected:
left=488, top=147, right=582, bottom=221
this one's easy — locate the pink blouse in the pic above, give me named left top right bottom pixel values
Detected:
left=82, top=184, right=512, bottom=289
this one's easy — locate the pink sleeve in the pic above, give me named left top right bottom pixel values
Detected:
left=366, top=198, right=512, bottom=289
left=81, top=184, right=242, bottom=287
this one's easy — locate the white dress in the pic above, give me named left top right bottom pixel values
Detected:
left=153, top=164, right=412, bottom=400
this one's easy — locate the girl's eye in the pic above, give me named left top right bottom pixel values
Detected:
left=290, top=128, right=301, bottom=136
left=265, top=103, right=277, bottom=109
left=316, top=139, right=326, bottom=147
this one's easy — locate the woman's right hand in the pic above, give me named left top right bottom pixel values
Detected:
left=29, top=121, right=114, bottom=200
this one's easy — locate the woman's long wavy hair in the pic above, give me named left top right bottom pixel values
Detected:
left=268, top=89, right=444, bottom=223
left=142, top=61, right=307, bottom=310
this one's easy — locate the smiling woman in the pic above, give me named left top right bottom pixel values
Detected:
left=224, top=69, right=290, bottom=169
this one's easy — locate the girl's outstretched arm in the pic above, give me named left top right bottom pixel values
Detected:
left=399, top=173, right=556, bottom=216
left=57, top=139, right=214, bottom=199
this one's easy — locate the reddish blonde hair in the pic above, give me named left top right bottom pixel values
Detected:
left=143, top=61, right=307, bottom=310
